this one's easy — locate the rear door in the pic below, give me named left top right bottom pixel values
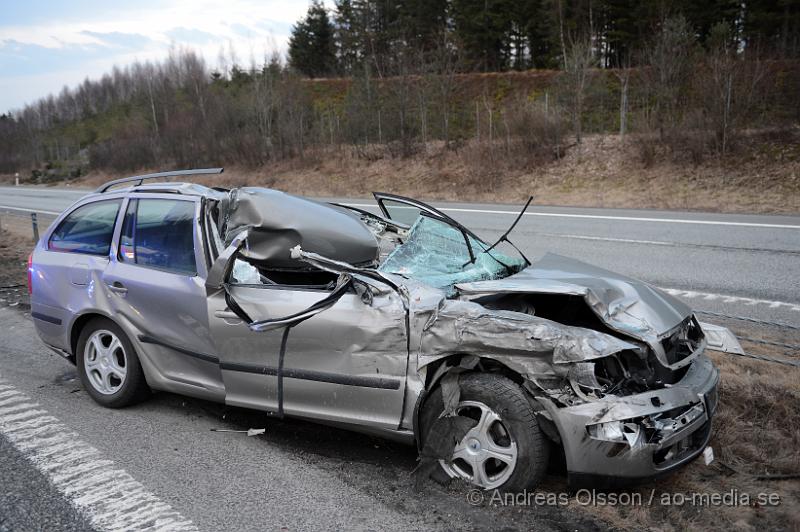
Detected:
left=32, top=198, right=123, bottom=351
left=102, top=194, right=223, bottom=400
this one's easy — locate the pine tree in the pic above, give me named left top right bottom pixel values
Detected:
left=397, top=0, right=450, bottom=53
left=334, top=0, right=362, bottom=75
left=453, top=0, right=516, bottom=71
left=289, top=1, right=337, bottom=78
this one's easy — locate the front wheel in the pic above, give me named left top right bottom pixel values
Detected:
left=76, top=317, right=150, bottom=408
left=419, top=372, right=550, bottom=492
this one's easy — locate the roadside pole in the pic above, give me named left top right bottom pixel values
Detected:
left=14, top=172, right=19, bottom=186
left=31, top=212, right=39, bottom=242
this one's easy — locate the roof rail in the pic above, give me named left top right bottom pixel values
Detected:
left=95, top=167, right=224, bottom=193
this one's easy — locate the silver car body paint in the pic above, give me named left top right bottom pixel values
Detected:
left=455, top=254, right=696, bottom=365
left=29, top=181, right=741, bottom=485
left=218, top=187, right=379, bottom=268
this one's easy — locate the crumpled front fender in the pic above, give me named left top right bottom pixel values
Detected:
left=290, top=247, right=642, bottom=384
left=412, top=296, right=641, bottom=375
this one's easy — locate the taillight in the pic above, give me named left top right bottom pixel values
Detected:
left=27, top=253, right=33, bottom=295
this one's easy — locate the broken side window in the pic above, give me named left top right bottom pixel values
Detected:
left=231, top=259, right=269, bottom=285
left=228, top=257, right=339, bottom=289
left=378, top=215, right=526, bottom=294
left=210, top=200, right=339, bottom=289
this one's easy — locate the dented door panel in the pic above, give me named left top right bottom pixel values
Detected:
left=210, top=284, right=408, bottom=430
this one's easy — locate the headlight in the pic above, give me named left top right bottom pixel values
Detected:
left=587, top=421, right=643, bottom=447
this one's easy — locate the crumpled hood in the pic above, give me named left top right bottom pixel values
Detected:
left=455, top=253, right=692, bottom=341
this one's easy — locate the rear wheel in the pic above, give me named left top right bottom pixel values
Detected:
left=76, top=318, right=149, bottom=408
left=420, top=372, right=549, bottom=492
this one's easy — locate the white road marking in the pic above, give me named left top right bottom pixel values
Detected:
left=0, top=402, right=40, bottom=415
left=3, top=408, right=49, bottom=422
left=0, top=389, right=24, bottom=399
left=2, top=199, right=799, bottom=229
left=535, top=232, right=672, bottom=247
left=344, top=203, right=800, bottom=229
left=659, top=287, right=800, bottom=312
left=522, top=231, right=800, bottom=254
left=0, top=378, right=197, bottom=531
left=0, top=395, right=27, bottom=407
left=0, top=205, right=60, bottom=216
left=8, top=423, right=63, bottom=443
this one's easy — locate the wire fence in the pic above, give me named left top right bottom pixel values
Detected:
left=695, top=309, right=800, bottom=366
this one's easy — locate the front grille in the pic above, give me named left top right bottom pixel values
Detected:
left=653, top=419, right=712, bottom=467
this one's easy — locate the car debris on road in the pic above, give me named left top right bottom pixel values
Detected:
left=210, top=428, right=267, bottom=437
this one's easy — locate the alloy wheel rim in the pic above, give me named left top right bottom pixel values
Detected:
left=83, top=329, right=127, bottom=395
left=439, top=400, right=518, bottom=489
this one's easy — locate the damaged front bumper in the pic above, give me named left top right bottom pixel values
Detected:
left=541, top=354, right=720, bottom=488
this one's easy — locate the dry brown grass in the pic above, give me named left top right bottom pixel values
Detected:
left=0, top=226, right=32, bottom=311
left=576, top=347, right=800, bottom=531
left=21, top=130, right=798, bottom=215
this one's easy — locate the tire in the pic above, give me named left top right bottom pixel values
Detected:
left=76, top=317, right=150, bottom=408
left=419, top=372, right=550, bottom=492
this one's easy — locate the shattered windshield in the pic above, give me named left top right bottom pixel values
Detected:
left=378, top=215, right=527, bottom=294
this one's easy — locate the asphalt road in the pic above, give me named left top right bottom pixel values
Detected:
left=0, top=432, right=93, bottom=532
left=0, top=307, right=599, bottom=532
left=2, top=185, right=799, bottom=324
left=0, top=184, right=798, bottom=530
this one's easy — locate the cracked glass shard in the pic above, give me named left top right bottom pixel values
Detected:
left=378, top=216, right=526, bottom=295
left=231, top=259, right=264, bottom=285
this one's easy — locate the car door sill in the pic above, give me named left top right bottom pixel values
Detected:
left=138, top=334, right=401, bottom=390
left=138, top=334, right=220, bottom=364
left=219, top=362, right=401, bottom=390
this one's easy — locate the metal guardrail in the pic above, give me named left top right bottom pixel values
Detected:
left=696, top=309, right=800, bottom=332
left=738, top=336, right=800, bottom=352
left=0, top=208, right=56, bottom=243
left=723, top=351, right=800, bottom=367
left=695, top=309, right=800, bottom=365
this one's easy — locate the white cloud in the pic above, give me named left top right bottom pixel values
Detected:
left=0, top=0, right=322, bottom=111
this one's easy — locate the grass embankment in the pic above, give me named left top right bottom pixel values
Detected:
left=8, top=131, right=798, bottom=215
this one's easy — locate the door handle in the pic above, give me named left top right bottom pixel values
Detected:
left=214, top=310, right=242, bottom=320
left=106, top=281, right=128, bottom=295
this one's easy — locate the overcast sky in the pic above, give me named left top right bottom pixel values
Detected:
left=0, top=0, right=327, bottom=113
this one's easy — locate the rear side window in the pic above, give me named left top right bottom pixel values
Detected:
left=119, top=198, right=197, bottom=275
left=49, top=200, right=121, bottom=255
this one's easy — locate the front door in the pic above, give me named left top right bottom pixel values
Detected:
left=207, top=248, right=408, bottom=431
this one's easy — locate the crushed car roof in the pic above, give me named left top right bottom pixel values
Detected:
left=218, top=187, right=379, bottom=269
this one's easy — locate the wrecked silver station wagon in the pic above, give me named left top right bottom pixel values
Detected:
left=29, top=168, right=742, bottom=491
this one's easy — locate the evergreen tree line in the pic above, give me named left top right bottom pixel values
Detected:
left=0, top=1, right=797, bottom=177
left=289, top=0, right=800, bottom=76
